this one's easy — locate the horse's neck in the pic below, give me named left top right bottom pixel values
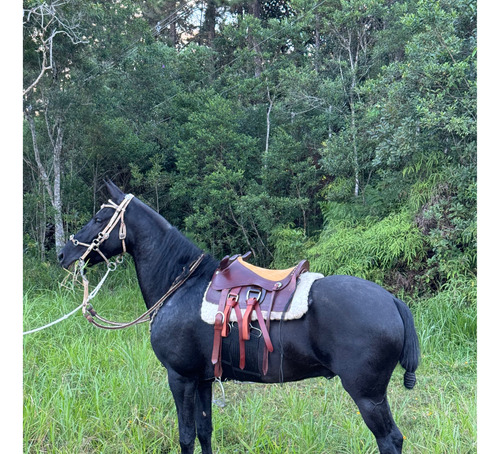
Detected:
left=131, top=233, right=175, bottom=309
left=129, top=214, right=208, bottom=309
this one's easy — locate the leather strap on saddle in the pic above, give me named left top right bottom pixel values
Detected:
left=211, top=288, right=229, bottom=378
left=210, top=253, right=309, bottom=378
left=242, top=295, right=274, bottom=368
left=262, top=291, right=277, bottom=375
left=223, top=289, right=245, bottom=369
left=211, top=287, right=247, bottom=375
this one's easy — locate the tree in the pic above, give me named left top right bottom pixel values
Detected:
left=141, top=0, right=190, bottom=46
left=170, top=92, right=263, bottom=258
left=23, top=0, right=88, bottom=96
left=23, top=0, right=150, bottom=256
left=318, top=0, right=387, bottom=198
left=24, top=106, right=66, bottom=253
left=23, top=0, right=90, bottom=253
left=362, top=0, right=477, bottom=289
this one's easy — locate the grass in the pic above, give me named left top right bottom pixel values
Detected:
left=23, top=264, right=476, bottom=453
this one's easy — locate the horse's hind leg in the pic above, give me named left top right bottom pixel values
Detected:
left=339, top=369, right=403, bottom=454
left=352, top=393, right=403, bottom=454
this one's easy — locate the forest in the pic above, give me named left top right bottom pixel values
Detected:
left=22, top=1, right=477, bottom=452
left=23, top=0, right=476, bottom=301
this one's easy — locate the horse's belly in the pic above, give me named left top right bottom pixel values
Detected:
left=220, top=321, right=334, bottom=384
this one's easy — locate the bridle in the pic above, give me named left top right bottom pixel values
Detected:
left=70, top=193, right=135, bottom=268
left=70, top=193, right=204, bottom=330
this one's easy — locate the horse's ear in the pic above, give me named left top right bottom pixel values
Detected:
left=104, top=180, right=125, bottom=202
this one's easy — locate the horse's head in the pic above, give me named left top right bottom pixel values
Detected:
left=58, top=180, right=134, bottom=270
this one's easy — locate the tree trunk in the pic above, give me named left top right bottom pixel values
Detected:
left=204, top=0, right=216, bottom=46
left=248, top=0, right=263, bottom=77
left=328, top=105, right=332, bottom=139
left=314, top=14, right=321, bottom=73
left=346, top=33, right=360, bottom=198
left=52, top=119, right=65, bottom=252
left=350, top=96, right=360, bottom=197
left=265, top=84, right=273, bottom=167
left=250, top=0, right=261, bottom=19
left=25, top=109, right=66, bottom=254
left=93, top=160, right=98, bottom=215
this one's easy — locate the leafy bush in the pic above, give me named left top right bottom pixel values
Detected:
left=412, top=165, right=476, bottom=292
left=269, top=226, right=314, bottom=269
left=307, top=203, right=425, bottom=287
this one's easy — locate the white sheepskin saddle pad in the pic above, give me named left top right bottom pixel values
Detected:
left=200, top=272, right=324, bottom=324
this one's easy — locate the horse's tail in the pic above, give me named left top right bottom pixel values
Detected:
left=393, top=298, right=420, bottom=389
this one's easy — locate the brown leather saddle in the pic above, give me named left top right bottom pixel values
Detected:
left=207, top=252, right=309, bottom=377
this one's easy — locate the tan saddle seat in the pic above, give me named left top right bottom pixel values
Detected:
left=208, top=252, right=309, bottom=378
left=235, top=256, right=298, bottom=282
left=207, top=252, right=309, bottom=296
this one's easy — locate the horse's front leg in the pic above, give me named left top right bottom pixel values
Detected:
left=195, top=379, right=213, bottom=454
left=168, top=370, right=198, bottom=454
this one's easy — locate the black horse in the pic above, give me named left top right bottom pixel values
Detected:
left=58, top=181, right=419, bottom=454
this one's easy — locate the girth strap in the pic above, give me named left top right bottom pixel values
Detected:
left=242, top=297, right=274, bottom=354
left=222, top=290, right=245, bottom=369
left=262, top=291, right=277, bottom=375
left=211, top=288, right=232, bottom=378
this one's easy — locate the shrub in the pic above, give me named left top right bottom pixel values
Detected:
left=307, top=203, right=425, bottom=287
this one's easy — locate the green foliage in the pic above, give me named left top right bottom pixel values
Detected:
left=412, top=165, right=477, bottom=292
left=362, top=0, right=476, bottom=176
left=269, top=226, right=312, bottom=269
left=23, top=0, right=476, bottom=294
left=308, top=204, right=425, bottom=286
left=130, top=153, right=169, bottom=211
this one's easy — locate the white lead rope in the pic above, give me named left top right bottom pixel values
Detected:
left=22, top=267, right=108, bottom=336
left=23, top=302, right=84, bottom=335
left=23, top=263, right=122, bottom=335
left=23, top=260, right=116, bottom=336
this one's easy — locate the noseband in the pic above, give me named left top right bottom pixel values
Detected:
left=70, top=193, right=135, bottom=267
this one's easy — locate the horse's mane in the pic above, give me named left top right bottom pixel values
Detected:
left=161, top=226, right=218, bottom=282
left=124, top=197, right=219, bottom=305
left=134, top=198, right=218, bottom=287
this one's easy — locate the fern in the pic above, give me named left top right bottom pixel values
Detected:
left=308, top=208, right=424, bottom=284
left=270, top=226, right=313, bottom=269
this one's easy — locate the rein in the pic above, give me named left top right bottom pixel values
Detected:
left=81, top=253, right=205, bottom=330
left=72, top=193, right=205, bottom=330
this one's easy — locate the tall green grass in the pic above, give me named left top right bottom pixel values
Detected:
left=23, top=264, right=476, bottom=453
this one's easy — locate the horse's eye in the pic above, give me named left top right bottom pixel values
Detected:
left=95, top=217, right=103, bottom=224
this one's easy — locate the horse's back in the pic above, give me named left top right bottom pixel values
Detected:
left=310, top=274, right=404, bottom=329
